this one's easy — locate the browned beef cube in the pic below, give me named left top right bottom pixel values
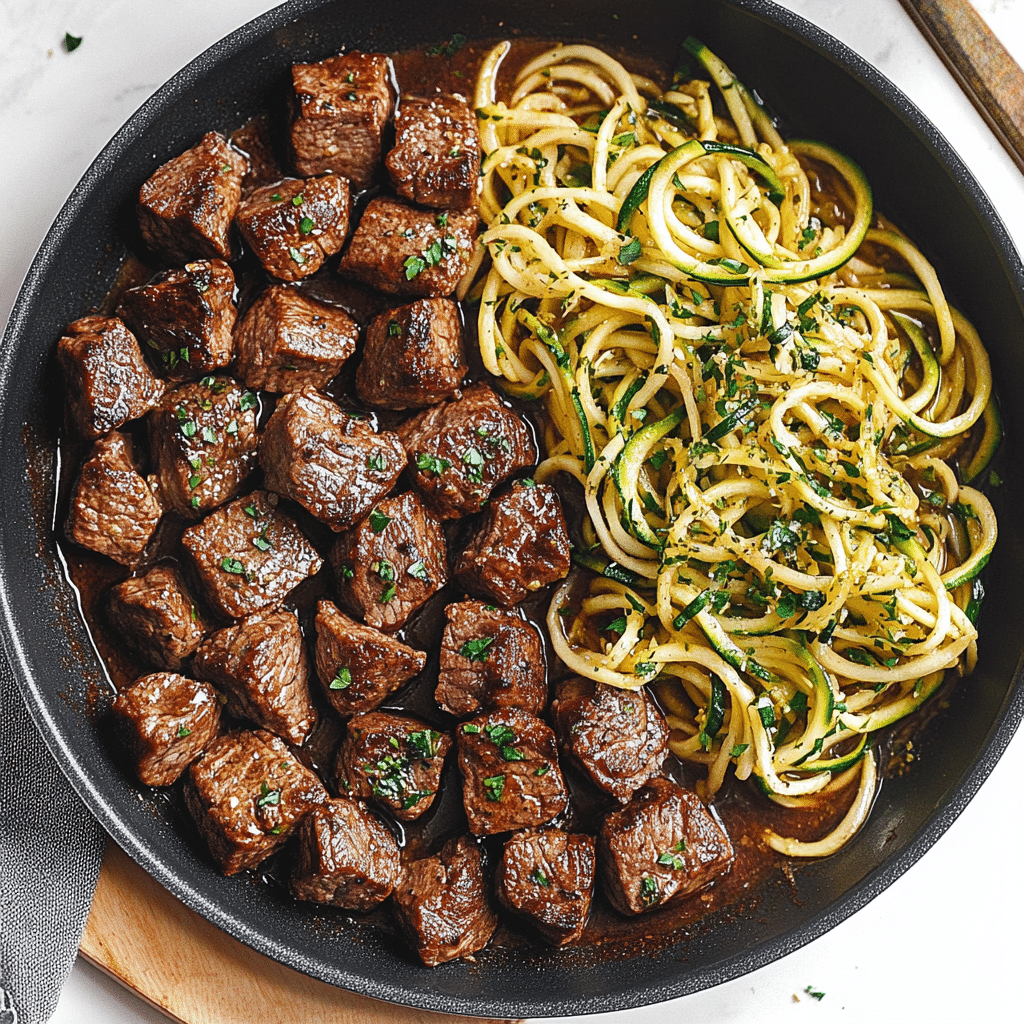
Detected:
left=392, top=836, right=498, bottom=967
left=138, top=132, right=247, bottom=263
left=184, top=729, right=328, bottom=875
left=552, top=677, right=668, bottom=804
left=291, top=798, right=401, bottom=910
left=356, top=298, right=466, bottom=410
left=338, top=198, right=478, bottom=297
left=235, top=285, right=358, bottom=393
left=193, top=609, right=317, bottom=746
left=598, top=777, right=734, bottom=916
left=117, top=260, right=237, bottom=379
left=112, top=672, right=222, bottom=787
left=107, top=564, right=206, bottom=671
left=236, top=176, right=350, bottom=281
left=314, top=600, right=426, bottom=716
left=331, top=492, right=447, bottom=633
left=57, top=316, right=164, bottom=439
left=495, top=829, right=595, bottom=946
left=259, top=387, right=404, bottom=531
left=457, top=708, right=567, bottom=836
left=181, top=490, right=322, bottom=620
left=149, top=376, right=258, bottom=519
left=288, top=51, right=393, bottom=189
left=335, top=710, right=450, bottom=821
left=65, top=432, right=163, bottom=567
left=455, top=481, right=571, bottom=605
left=436, top=601, right=546, bottom=718
left=386, top=94, right=481, bottom=209
left=397, top=384, right=536, bottom=520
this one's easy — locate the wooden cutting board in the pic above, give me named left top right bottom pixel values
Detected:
left=80, top=843, right=522, bottom=1024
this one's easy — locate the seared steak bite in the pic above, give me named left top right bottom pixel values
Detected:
left=314, top=600, right=426, bottom=716
left=288, top=51, right=393, bottom=189
left=337, top=197, right=478, bottom=297
left=184, top=729, right=328, bottom=875
left=235, top=285, right=358, bottom=393
left=112, top=672, right=221, bottom=787
left=107, top=564, right=206, bottom=671
left=117, top=260, right=237, bottom=379
left=138, top=131, right=247, bottom=263
left=392, top=836, right=498, bottom=967
left=65, top=432, right=163, bottom=567
left=193, top=609, right=317, bottom=746
left=455, top=480, right=571, bottom=605
left=457, top=708, right=568, bottom=836
left=495, top=829, right=595, bottom=946
left=291, top=797, right=401, bottom=910
left=149, top=376, right=258, bottom=519
left=335, top=710, right=450, bottom=821
left=356, top=297, right=466, bottom=410
left=552, top=677, right=668, bottom=803
left=236, top=175, right=350, bottom=281
left=436, top=601, right=547, bottom=717
left=598, top=777, right=734, bottom=916
left=58, top=316, right=164, bottom=440
left=259, top=387, right=405, bottom=531
left=181, top=489, right=322, bottom=620
left=386, top=94, right=480, bottom=210
left=398, top=383, right=536, bottom=519
left=331, top=491, right=447, bottom=632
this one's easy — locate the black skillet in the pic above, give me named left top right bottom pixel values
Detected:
left=2, top=0, right=1023, bottom=1016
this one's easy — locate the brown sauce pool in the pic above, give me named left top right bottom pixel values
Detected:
left=52, top=36, right=933, bottom=961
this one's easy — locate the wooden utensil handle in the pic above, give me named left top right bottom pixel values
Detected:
left=899, top=0, right=1024, bottom=174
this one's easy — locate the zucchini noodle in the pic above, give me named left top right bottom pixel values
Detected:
left=470, top=39, right=999, bottom=857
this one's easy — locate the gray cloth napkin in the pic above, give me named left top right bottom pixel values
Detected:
left=0, top=650, right=106, bottom=1024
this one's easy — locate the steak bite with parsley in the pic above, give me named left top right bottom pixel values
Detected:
left=181, top=489, right=322, bottom=620
left=117, top=259, right=237, bottom=379
left=138, top=131, right=248, bottom=264
left=392, top=836, right=498, bottom=967
left=149, top=376, right=258, bottom=519
left=495, top=828, right=596, bottom=946
left=107, top=564, right=206, bottom=672
left=314, top=600, right=426, bottom=716
left=184, top=729, right=328, bottom=875
left=65, top=431, right=163, bottom=567
left=288, top=51, right=393, bottom=189
left=385, top=93, right=481, bottom=210
left=397, top=383, right=536, bottom=519
left=552, top=677, right=669, bottom=804
left=455, top=480, right=571, bottom=605
left=193, top=609, right=317, bottom=746
left=457, top=709, right=568, bottom=836
left=234, top=284, right=359, bottom=393
left=112, top=672, right=222, bottom=788
left=334, top=710, right=450, bottom=821
left=337, top=197, right=478, bottom=297
left=291, top=797, right=402, bottom=911
left=58, top=315, right=165, bottom=440
left=598, top=777, right=734, bottom=916
left=258, top=386, right=405, bottom=531
left=355, top=297, right=466, bottom=410
left=436, top=601, right=547, bottom=718
left=330, top=491, right=447, bottom=632
left=235, top=175, right=351, bottom=282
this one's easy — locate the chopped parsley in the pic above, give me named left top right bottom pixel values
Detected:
left=530, top=868, right=551, bottom=887
left=406, top=729, right=443, bottom=758
left=482, top=774, right=506, bottom=801
left=256, top=782, right=281, bottom=807
left=639, top=875, right=660, bottom=907
left=220, top=557, right=247, bottom=577
left=366, top=451, right=389, bottom=472
left=407, top=560, right=430, bottom=583
left=64, top=32, right=83, bottom=52
left=329, top=667, right=352, bottom=690
left=368, top=508, right=392, bottom=533
left=460, top=637, right=494, bottom=662
left=176, top=725, right=191, bottom=739
left=299, top=216, right=315, bottom=235
left=416, top=452, right=451, bottom=476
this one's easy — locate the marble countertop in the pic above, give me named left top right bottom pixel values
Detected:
left=2, top=1, right=1022, bottom=1022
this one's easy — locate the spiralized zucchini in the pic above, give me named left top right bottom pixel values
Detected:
left=469, top=40, right=998, bottom=857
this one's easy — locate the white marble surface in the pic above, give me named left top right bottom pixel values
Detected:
left=2, top=0, right=1023, bottom=1021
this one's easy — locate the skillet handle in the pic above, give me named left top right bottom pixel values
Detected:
left=898, top=0, right=1024, bottom=175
